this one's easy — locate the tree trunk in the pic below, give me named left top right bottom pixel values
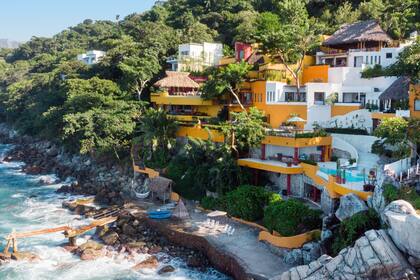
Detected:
left=135, top=80, right=148, bottom=101
left=229, top=87, right=246, bottom=112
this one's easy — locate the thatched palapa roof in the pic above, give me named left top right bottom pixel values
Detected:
left=154, top=71, right=200, bottom=89
left=323, top=20, right=392, bottom=47
left=379, top=77, right=410, bottom=100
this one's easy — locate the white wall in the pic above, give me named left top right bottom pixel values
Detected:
left=331, top=133, right=379, bottom=154
left=318, top=109, right=373, bottom=131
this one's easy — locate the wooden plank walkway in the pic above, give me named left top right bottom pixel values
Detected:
left=3, top=216, right=118, bottom=254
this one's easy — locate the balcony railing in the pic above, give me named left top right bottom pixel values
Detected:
left=266, top=128, right=329, bottom=139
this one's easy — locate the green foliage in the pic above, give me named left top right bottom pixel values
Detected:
left=136, top=108, right=178, bottom=168
left=221, top=107, right=266, bottom=155
left=167, top=138, right=247, bottom=199
left=383, top=184, right=420, bottom=209
left=200, top=196, right=220, bottom=210
left=373, top=117, right=414, bottom=159
left=263, top=199, right=322, bottom=236
left=223, top=185, right=281, bottom=221
left=202, top=62, right=252, bottom=110
left=325, top=128, right=369, bottom=135
left=332, top=209, right=381, bottom=255
left=0, top=0, right=418, bottom=162
left=383, top=184, right=399, bottom=203
left=254, top=3, right=321, bottom=92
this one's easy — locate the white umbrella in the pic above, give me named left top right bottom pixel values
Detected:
left=287, top=116, right=307, bottom=123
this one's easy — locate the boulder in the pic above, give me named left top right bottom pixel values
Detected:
left=158, top=265, right=176, bottom=275
left=302, top=242, right=321, bottom=265
left=335, top=193, right=368, bottom=221
left=80, top=248, right=106, bottom=261
left=79, top=240, right=104, bottom=251
left=278, top=230, right=417, bottom=279
left=101, top=231, right=119, bottom=246
left=11, top=252, right=40, bottom=262
left=367, top=183, right=387, bottom=214
left=132, top=256, right=159, bottom=270
left=284, top=249, right=303, bottom=266
left=383, top=200, right=420, bottom=258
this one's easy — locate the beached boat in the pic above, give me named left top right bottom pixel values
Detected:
left=147, top=209, right=172, bottom=219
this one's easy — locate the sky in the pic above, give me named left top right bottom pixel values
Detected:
left=0, top=0, right=157, bottom=42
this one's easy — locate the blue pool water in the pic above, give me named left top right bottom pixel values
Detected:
left=0, top=144, right=228, bottom=280
left=319, top=167, right=365, bottom=183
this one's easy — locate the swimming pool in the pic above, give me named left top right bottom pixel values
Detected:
left=319, top=167, right=365, bottom=182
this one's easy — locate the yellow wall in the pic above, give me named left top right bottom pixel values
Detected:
left=259, top=230, right=321, bottom=249
left=237, top=159, right=304, bottom=175
left=151, top=92, right=213, bottom=106
left=263, top=135, right=332, bottom=148
left=176, top=126, right=225, bottom=142
left=247, top=80, right=308, bottom=128
left=302, top=65, right=329, bottom=84
left=331, top=105, right=361, bottom=117
left=409, top=84, right=420, bottom=119
left=371, top=112, right=396, bottom=120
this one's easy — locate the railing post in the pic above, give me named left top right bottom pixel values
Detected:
left=287, top=174, right=291, bottom=195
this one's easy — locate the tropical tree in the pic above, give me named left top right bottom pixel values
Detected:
left=221, top=107, right=266, bottom=157
left=119, top=48, right=161, bottom=101
left=136, top=108, right=178, bottom=168
left=254, top=0, right=321, bottom=97
left=374, top=117, right=419, bottom=158
left=202, top=61, right=252, bottom=111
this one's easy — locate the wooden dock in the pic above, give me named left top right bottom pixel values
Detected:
left=3, top=216, right=118, bottom=254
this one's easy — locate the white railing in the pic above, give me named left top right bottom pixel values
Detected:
left=332, top=137, right=359, bottom=166
left=384, top=157, right=411, bottom=175
left=396, top=110, right=410, bottom=118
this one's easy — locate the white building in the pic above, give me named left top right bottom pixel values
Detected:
left=77, top=50, right=106, bottom=65
left=271, top=20, right=416, bottom=129
left=167, top=43, right=223, bottom=72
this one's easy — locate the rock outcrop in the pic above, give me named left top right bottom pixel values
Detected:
left=335, top=193, right=368, bottom=221
left=278, top=230, right=418, bottom=280
left=383, top=200, right=420, bottom=260
left=367, top=182, right=387, bottom=214
left=284, top=242, right=321, bottom=266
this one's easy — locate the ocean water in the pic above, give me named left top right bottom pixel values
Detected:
left=0, top=144, right=229, bottom=280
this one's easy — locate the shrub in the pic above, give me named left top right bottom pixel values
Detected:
left=300, top=159, right=317, bottom=166
left=325, top=128, right=369, bottom=135
left=263, top=199, right=322, bottom=236
left=331, top=209, right=381, bottom=255
left=200, top=196, right=220, bottom=210
left=383, top=184, right=399, bottom=203
left=223, top=185, right=280, bottom=221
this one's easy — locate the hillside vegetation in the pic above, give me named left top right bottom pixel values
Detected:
left=0, top=0, right=418, bottom=158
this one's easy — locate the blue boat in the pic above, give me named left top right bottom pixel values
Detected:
left=147, top=209, right=172, bottom=219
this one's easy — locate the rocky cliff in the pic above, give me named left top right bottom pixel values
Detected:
left=278, top=193, right=420, bottom=280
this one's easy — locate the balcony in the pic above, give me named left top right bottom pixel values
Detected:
left=150, top=92, right=213, bottom=106
left=238, top=158, right=304, bottom=175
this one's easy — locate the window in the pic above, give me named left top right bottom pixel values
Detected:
left=239, top=50, right=244, bottom=60
left=374, top=56, right=377, bottom=64
left=285, top=92, right=294, bottom=102
left=181, top=51, right=189, bottom=56
left=415, top=100, right=420, bottom=111
left=378, top=56, right=381, bottom=65
left=370, top=56, right=373, bottom=64
left=386, top=53, right=392, bottom=59
left=314, top=92, right=325, bottom=105
left=343, top=92, right=358, bottom=103
left=365, top=56, right=369, bottom=64
left=266, top=91, right=275, bottom=103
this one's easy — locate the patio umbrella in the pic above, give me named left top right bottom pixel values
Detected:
left=287, top=116, right=307, bottom=123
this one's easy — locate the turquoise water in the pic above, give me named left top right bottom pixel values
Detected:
left=319, top=167, right=365, bottom=183
left=0, top=144, right=228, bottom=280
